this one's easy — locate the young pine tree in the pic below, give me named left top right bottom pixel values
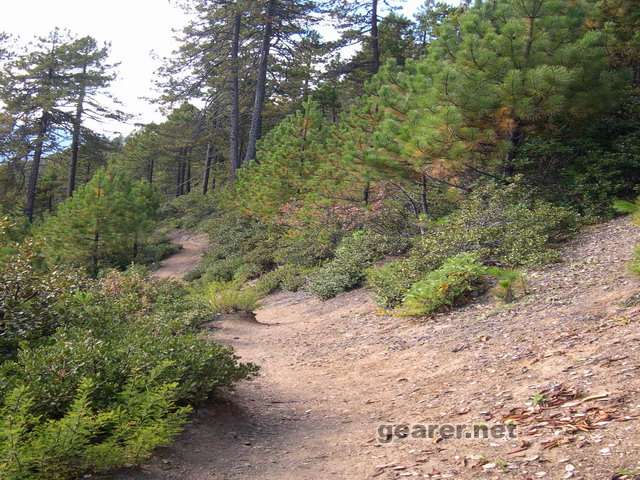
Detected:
left=37, top=169, right=159, bottom=276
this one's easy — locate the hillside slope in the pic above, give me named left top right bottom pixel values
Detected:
left=119, top=216, right=640, bottom=480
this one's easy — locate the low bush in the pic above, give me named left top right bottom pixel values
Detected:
left=0, top=268, right=257, bottom=479
left=489, top=268, right=527, bottom=303
left=367, top=181, right=577, bottom=308
left=0, top=376, right=190, bottom=480
left=204, top=281, right=259, bottom=313
left=366, top=259, right=423, bottom=309
left=398, top=253, right=487, bottom=317
left=305, top=230, right=400, bottom=300
left=0, top=239, right=85, bottom=359
left=138, top=235, right=181, bottom=266
left=254, top=264, right=315, bottom=297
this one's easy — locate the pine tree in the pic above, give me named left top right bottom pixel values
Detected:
left=234, top=100, right=329, bottom=220
left=37, top=168, right=159, bottom=276
left=66, top=36, right=120, bottom=197
left=0, top=29, right=77, bottom=221
left=372, top=0, right=628, bottom=184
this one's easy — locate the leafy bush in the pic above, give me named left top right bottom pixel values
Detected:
left=204, top=281, right=259, bottom=314
left=367, top=182, right=577, bottom=307
left=0, top=269, right=257, bottom=478
left=0, top=375, right=189, bottom=480
left=305, top=230, right=400, bottom=300
left=254, top=264, right=314, bottom=297
left=279, top=264, right=313, bottom=292
left=613, top=195, right=640, bottom=277
left=137, top=235, right=181, bottom=266
left=366, top=259, right=423, bottom=309
left=159, top=192, right=216, bottom=230
left=0, top=240, right=85, bottom=359
left=398, top=253, right=487, bottom=317
left=200, top=211, right=279, bottom=282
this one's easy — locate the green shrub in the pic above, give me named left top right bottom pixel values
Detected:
left=137, top=236, right=181, bottom=266
left=254, top=264, right=314, bottom=297
left=0, top=269, right=257, bottom=478
left=305, top=230, right=399, bottom=300
left=159, top=192, right=216, bottom=230
left=366, top=259, right=423, bottom=309
left=398, top=253, right=487, bottom=317
left=631, top=245, right=640, bottom=277
left=0, top=240, right=85, bottom=359
left=204, top=281, right=259, bottom=314
left=367, top=181, right=577, bottom=308
left=0, top=375, right=189, bottom=480
left=279, top=264, right=313, bottom=292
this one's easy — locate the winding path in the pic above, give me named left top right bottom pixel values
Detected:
left=119, top=218, right=640, bottom=479
left=151, top=231, right=209, bottom=280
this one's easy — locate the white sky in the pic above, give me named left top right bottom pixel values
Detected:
left=0, top=0, right=440, bottom=137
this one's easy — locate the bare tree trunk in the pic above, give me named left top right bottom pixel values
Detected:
left=91, top=230, right=100, bottom=278
left=230, top=12, right=242, bottom=178
left=244, top=0, right=275, bottom=164
left=68, top=61, right=87, bottom=197
left=176, top=149, right=184, bottom=197
left=25, top=111, right=50, bottom=222
left=185, top=147, right=192, bottom=194
left=203, top=143, right=213, bottom=195
left=147, top=157, right=154, bottom=184
left=371, top=0, right=380, bottom=74
left=421, top=174, right=428, bottom=214
left=503, top=126, right=523, bottom=177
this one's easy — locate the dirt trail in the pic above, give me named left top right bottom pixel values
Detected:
left=152, top=231, right=209, bottom=280
left=119, top=217, right=640, bottom=479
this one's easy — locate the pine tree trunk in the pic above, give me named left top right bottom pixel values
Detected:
left=503, top=126, right=523, bottom=177
left=244, top=0, right=275, bottom=164
left=68, top=62, right=87, bottom=197
left=91, top=230, right=100, bottom=278
left=25, top=111, right=50, bottom=222
left=421, top=174, right=428, bottom=214
left=176, top=150, right=184, bottom=197
left=371, top=0, right=380, bottom=74
left=147, top=157, right=154, bottom=184
left=203, top=143, right=213, bottom=195
left=230, top=12, right=242, bottom=178
left=185, top=147, right=192, bottom=193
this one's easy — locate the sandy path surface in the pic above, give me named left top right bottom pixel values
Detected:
left=118, top=218, right=640, bottom=479
left=151, top=231, right=209, bottom=280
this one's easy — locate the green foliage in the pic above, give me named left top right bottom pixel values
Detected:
left=305, top=230, right=399, bottom=300
left=613, top=194, right=640, bottom=277
left=233, top=100, right=330, bottom=222
left=367, top=182, right=577, bottom=308
left=159, top=192, right=217, bottom=230
left=37, top=168, right=160, bottom=276
left=137, top=235, right=182, bottom=267
left=0, top=240, right=84, bottom=359
left=366, top=258, right=423, bottom=309
left=398, top=253, right=487, bottom=317
left=0, top=268, right=256, bottom=478
left=488, top=268, right=527, bottom=303
left=0, top=375, right=189, bottom=480
left=204, top=281, right=259, bottom=314
left=200, top=210, right=279, bottom=282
